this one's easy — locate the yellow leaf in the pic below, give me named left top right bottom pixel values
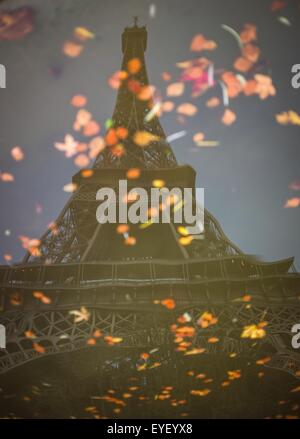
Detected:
left=74, top=27, right=95, bottom=41
left=133, top=131, right=159, bottom=147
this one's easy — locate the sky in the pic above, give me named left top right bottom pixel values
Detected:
left=0, top=0, right=300, bottom=266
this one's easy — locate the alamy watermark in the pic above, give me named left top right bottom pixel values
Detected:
left=96, top=180, right=204, bottom=235
left=291, top=64, right=300, bottom=89
left=0, top=324, right=6, bottom=349
left=0, top=64, right=6, bottom=88
left=291, top=324, right=300, bottom=349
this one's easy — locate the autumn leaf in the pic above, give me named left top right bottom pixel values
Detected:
left=69, top=306, right=90, bottom=323
left=0, top=172, right=14, bottom=182
left=33, top=291, right=51, bottom=304
left=104, top=336, right=123, bottom=345
left=83, top=120, right=101, bottom=137
left=25, top=330, right=36, bottom=339
left=184, top=348, right=206, bottom=356
left=190, top=34, right=217, bottom=51
left=197, top=312, right=218, bottom=328
left=33, top=343, right=46, bottom=354
left=128, top=58, right=142, bottom=74
left=254, top=74, right=276, bottom=100
left=241, top=323, right=267, bottom=339
left=234, top=57, right=253, bottom=73
left=74, top=27, right=95, bottom=41
left=206, top=97, right=220, bottom=108
left=133, top=131, right=159, bottom=147
left=89, top=137, right=105, bottom=158
left=116, top=126, right=128, bottom=140
left=256, top=356, right=271, bottom=365
left=167, top=82, right=185, bottom=97
left=190, top=389, right=211, bottom=396
left=161, top=298, right=176, bottom=310
left=11, top=146, right=24, bottom=161
left=284, top=198, right=300, bottom=208
left=124, top=236, right=136, bottom=246
left=63, top=41, right=83, bottom=58
left=108, top=70, right=128, bottom=89
left=55, top=134, right=78, bottom=157
left=74, top=154, right=90, bottom=168
left=222, top=109, right=236, bottom=126
left=71, top=95, right=87, bottom=107
left=228, top=370, right=241, bottom=380
left=176, top=103, right=198, bottom=116
left=63, top=183, right=78, bottom=193
left=193, top=132, right=205, bottom=145
left=126, top=168, right=141, bottom=179
left=87, top=338, right=96, bottom=346
left=152, top=179, right=165, bottom=188
left=179, top=236, right=193, bottom=246
left=161, top=101, right=175, bottom=112
left=208, top=337, right=219, bottom=344
left=276, top=111, right=300, bottom=126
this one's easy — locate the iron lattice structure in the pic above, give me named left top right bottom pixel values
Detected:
left=0, top=22, right=300, bottom=388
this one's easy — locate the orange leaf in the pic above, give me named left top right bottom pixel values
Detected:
left=126, top=168, right=141, bottom=179
left=133, top=131, right=159, bottom=147
left=206, top=97, right=220, bottom=108
left=128, top=58, right=142, bottom=74
left=63, top=41, right=83, bottom=58
left=176, top=103, right=198, bottom=116
left=74, top=154, right=90, bottom=168
left=11, top=146, right=24, bottom=161
left=33, top=343, right=46, bottom=354
left=116, top=126, right=128, bottom=140
left=222, top=109, right=236, bottom=126
left=284, top=198, right=300, bottom=208
left=190, top=34, right=217, bottom=51
left=167, top=82, right=184, bottom=97
left=83, top=120, right=100, bottom=137
left=234, top=57, right=253, bottom=73
left=161, top=298, right=176, bottom=310
left=71, top=95, right=87, bottom=107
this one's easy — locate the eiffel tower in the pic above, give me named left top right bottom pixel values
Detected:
left=0, top=20, right=300, bottom=418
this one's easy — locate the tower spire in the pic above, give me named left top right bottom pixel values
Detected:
left=93, top=24, right=177, bottom=169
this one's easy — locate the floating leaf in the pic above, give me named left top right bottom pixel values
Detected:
left=71, top=95, right=87, bottom=107
left=128, top=58, right=142, bottom=74
left=241, top=323, right=267, bottom=339
left=133, top=131, right=159, bottom=147
left=69, top=306, right=90, bottom=323
left=63, top=41, right=83, bottom=58
left=74, top=154, right=90, bottom=168
left=11, top=146, right=24, bottom=161
left=190, top=34, right=217, bottom=51
left=0, top=172, right=14, bottom=182
left=206, top=97, right=220, bottom=108
left=176, top=103, right=198, bottom=116
left=167, top=82, right=185, bottom=97
left=83, top=120, right=101, bottom=137
left=222, top=109, right=236, bottom=126
left=284, top=198, right=300, bottom=208
left=126, top=168, right=141, bottom=179
left=190, top=389, right=211, bottom=397
left=161, top=298, right=176, bottom=310
left=74, top=26, right=95, bottom=41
